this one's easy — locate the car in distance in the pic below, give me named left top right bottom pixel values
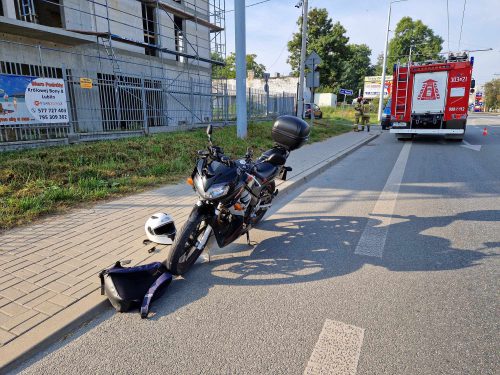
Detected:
left=381, top=99, right=391, bottom=130
left=304, top=103, right=323, bottom=119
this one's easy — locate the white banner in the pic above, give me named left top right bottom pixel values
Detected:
left=0, top=75, right=68, bottom=125
left=25, top=78, right=69, bottom=123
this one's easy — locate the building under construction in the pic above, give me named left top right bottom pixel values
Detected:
left=0, top=0, right=228, bottom=148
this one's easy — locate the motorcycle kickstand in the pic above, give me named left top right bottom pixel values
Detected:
left=246, top=231, right=258, bottom=247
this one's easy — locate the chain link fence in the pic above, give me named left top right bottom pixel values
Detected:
left=0, top=40, right=296, bottom=151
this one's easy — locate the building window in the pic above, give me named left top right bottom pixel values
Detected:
left=0, top=1, right=4, bottom=17
left=174, top=15, right=184, bottom=62
left=15, top=0, right=62, bottom=27
left=142, top=3, right=157, bottom=57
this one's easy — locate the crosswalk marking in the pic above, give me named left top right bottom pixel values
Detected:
left=304, top=319, right=365, bottom=375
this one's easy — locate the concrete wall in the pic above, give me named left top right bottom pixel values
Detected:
left=91, top=0, right=144, bottom=54
left=226, top=75, right=308, bottom=100
left=1, top=0, right=16, bottom=18
left=0, top=0, right=216, bottom=138
left=314, top=93, right=337, bottom=107
left=62, top=0, right=92, bottom=31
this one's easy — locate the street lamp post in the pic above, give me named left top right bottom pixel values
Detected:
left=235, top=0, right=247, bottom=138
left=296, top=0, right=308, bottom=119
left=378, top=0, right=407, bottom=122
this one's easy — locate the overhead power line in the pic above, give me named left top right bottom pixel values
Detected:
left=226, top=0, right=272, bottom=13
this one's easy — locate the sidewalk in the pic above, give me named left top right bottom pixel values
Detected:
left=0, top=128, right=380, bottom=371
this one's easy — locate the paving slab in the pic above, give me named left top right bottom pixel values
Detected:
left=0, top=128, right=380, bottom=372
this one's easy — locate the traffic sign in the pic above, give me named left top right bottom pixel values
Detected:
left=305, top=51, right=322, bottom=69
left=306, top=71, right=320, bottom=88
left=339, top=88, right=353, bottom=96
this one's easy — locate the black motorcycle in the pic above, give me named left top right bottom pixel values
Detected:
left=164, top=115, right=310, bottom=275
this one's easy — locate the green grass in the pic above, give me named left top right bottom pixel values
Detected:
left=0, top=116, right=352, bottom=230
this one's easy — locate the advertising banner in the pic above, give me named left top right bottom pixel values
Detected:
left=0, top=75, right=69, bottom=125
left=363, top=76, right=392, bottom=99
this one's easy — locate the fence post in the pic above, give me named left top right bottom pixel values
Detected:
left=224, top=82, right=229, bottom=124
left=61, top=64, right=76, bottom=139
left=248, top=87, right=252, bottom=120
left=190, top=77, right=195, bottom=125
left=141, top=73, right=148, bottom=134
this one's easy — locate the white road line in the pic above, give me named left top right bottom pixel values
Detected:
left=461, top=140, right=482, bottom=151
left=304, top=319, right=364, bottom=375
left=354, top=142, right=412, bottom=257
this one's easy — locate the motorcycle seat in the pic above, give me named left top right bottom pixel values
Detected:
left=255, top=162, right=279, bottom=182
left=258, top=147, right=288, bottom=166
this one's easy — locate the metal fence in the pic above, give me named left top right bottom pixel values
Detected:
left=0, top=41, right=295, bottom=150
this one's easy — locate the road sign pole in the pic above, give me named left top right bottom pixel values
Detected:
left=310, top=63, right=315, bottom=126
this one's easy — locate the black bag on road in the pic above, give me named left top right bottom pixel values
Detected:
left=99, top=261, right=172, bottom=318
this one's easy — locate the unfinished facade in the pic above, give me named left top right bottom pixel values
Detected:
left=0, top=0, right=227, bottom=148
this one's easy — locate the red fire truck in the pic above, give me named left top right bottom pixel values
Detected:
left=390, top=53, right=474, bottom=141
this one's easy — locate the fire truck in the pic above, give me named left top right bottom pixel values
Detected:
left=390, top=53, right=474, bottom=141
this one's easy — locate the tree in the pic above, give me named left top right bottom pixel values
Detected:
left=287, top=8, right=350, bottom=92
left=387, top=17, right=444, bottom=68
left=339, top=44, right=374, bottom=95
left=211, top=52, right=266, bottom=79
left=484, top=79, right=500, bottom=110
left=373, top=52, right=389, bottom=76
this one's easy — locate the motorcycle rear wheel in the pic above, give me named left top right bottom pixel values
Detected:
left=165, top=210, right=208, bottom=275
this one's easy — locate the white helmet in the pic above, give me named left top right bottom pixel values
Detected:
left=144, top=213, right=176, bottom=245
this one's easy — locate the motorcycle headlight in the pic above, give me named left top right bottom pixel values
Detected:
left=205, top=183, right=230, bottom=199
left=193, top=176, right=230, bottom=200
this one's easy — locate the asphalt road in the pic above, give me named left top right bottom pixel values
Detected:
left=17, top=116, right=499, bottom=374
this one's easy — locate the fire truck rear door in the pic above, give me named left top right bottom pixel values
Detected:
left=411, top=71, right=448, bottom=114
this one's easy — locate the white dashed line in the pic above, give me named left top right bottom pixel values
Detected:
left=304, top=319, right=365, bottom=375
left=354, top=142, right=412, bottom=257
left=461, top=140, right=482, bottom=151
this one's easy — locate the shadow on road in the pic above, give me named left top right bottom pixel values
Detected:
left=150, top=210, right=498, bottom=320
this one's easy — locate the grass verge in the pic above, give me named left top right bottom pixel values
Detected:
left=0, top=115, right=353, bottom=230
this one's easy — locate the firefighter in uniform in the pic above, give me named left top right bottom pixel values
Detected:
left=353, top=97, right=364, bottom=131
left=362, top=99, right=371, bottom=132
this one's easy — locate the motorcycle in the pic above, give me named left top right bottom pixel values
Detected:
left=164, top=115, right=310, bottom=275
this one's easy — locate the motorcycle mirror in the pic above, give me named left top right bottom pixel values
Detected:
left=206, top=124, right=213, bottom=136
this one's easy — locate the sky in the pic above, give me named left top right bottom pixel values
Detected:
left=224, top=0, right=500, bottom=87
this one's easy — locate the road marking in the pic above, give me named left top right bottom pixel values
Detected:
left=304, top=319, right=364, bottom=375
left=461, top=140, right=482, bottom=151
left=354, top=142, right=412, bottom=257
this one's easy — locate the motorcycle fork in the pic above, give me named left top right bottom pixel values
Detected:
left=195, top=225, right=213, bottom=251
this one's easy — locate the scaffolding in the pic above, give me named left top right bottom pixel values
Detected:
left=0, top=0, right=294, bottom=149
left=0, top=0, right=224, bottom=131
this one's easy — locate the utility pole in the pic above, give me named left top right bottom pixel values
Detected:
left=235, top=0, right=247, bottom=138
left=378, top=0, right=408, bottom=122
left=297, top=0, right=308, bottom=119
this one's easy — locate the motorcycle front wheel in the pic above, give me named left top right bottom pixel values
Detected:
left=165, top=209, right=208, bottom=275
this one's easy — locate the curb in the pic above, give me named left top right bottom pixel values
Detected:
left=0, top=131, right=380, bottom=373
